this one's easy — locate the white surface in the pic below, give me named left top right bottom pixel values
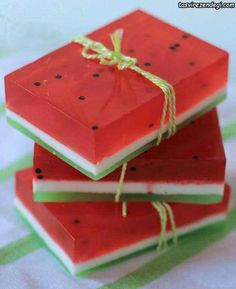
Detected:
left=0, top=180, right=30, bottom=248
left=0, top=116, right=33, bottom=170
left=148, top=231, right=236, bottom=289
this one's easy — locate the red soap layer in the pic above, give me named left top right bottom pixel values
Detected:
left=34, top=110, right=225, bottom=183
left=16, top=168, right=229, bottom=263
left=6, top=10, right=228, bottom=164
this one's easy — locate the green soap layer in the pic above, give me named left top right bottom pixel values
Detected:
left=8, top=93, right=226, bottom=180
left=34, top=191, right=223, bottom=204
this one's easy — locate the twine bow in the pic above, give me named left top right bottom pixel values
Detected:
left=73, top=29, right=176, bottom=211
left=73, top=29, right=137, bottom=69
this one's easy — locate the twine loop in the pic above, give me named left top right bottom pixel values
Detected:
left=74, top=29, right=137, bottom=70
left=152, top=202, right=178, bottom=250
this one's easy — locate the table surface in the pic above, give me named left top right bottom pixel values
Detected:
left=0, top=2, right=236, bottom=288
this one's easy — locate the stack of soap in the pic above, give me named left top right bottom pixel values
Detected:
left=5, top=10, right=229, bottom=275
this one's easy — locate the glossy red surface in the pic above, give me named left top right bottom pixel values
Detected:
left=16, top=168, right=229, bottom=263
left=34, top=110, right=225, bottom=183
left=6, top=10, right=228, bottom=164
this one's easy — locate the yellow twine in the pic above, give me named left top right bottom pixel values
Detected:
left=122, top=201, right=127, bottom=218
left=73, top=29, right=176, bottom=211
left=163, top=202, right=178, bottom=245
left=152, top=202, right=177, bottom=249
left=152, top=202, right=168, bottom=250
left=115, top=162, right=128, bottom=203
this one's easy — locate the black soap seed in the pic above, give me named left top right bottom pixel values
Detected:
left=37, top=175, right=43, bottom=179
left=130, top=166, right=137, bottom=172
left=148, top=123, right=154, bottom=128
left=169, top=43, right=180, bottom=51
left=182, top=33, right=189, bottom=39
left=55, top=74, right=62, bottom=79
left=93, top=73, right=100, bottom=78
left=144, top=62, right=151, bottom=66
left=34, top=82, right=41, bottom=86
left=35, top=168, right=42, bottom=174
left=74, top=219, right=80, bottom=224
left=127, top=48, right=135, bottom=53
left=169, top=45, right=176, bottom=51
left=193, top=155, right=200, bottom=160
left=189, top=61, right=196, bottom=66
left=91, top=125, right=99, bottom=130
left=78, top=95, right=86, bottom=100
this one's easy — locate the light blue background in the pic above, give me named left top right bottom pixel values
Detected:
left=0, top=0, right=235, bottom=83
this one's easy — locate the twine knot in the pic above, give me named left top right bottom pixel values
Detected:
left=73, top=29, right=137, bottom=70
left=110, top=51, right=137, bottom=70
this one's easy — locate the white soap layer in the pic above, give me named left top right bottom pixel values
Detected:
left=15, top=197, right=226, bottom=275
left=33, top=179, right=225, bottom=196
left=7, top=87, right=225, bottom=175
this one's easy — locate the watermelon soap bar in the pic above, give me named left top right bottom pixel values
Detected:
left=33, top=110, right=226, bottom=204
left=16, top=168, right=229, bottom=275
left=6, top=10, right=228, bottom=180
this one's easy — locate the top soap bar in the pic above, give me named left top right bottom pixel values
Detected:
left=5, top=10, right=228, bottom=180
